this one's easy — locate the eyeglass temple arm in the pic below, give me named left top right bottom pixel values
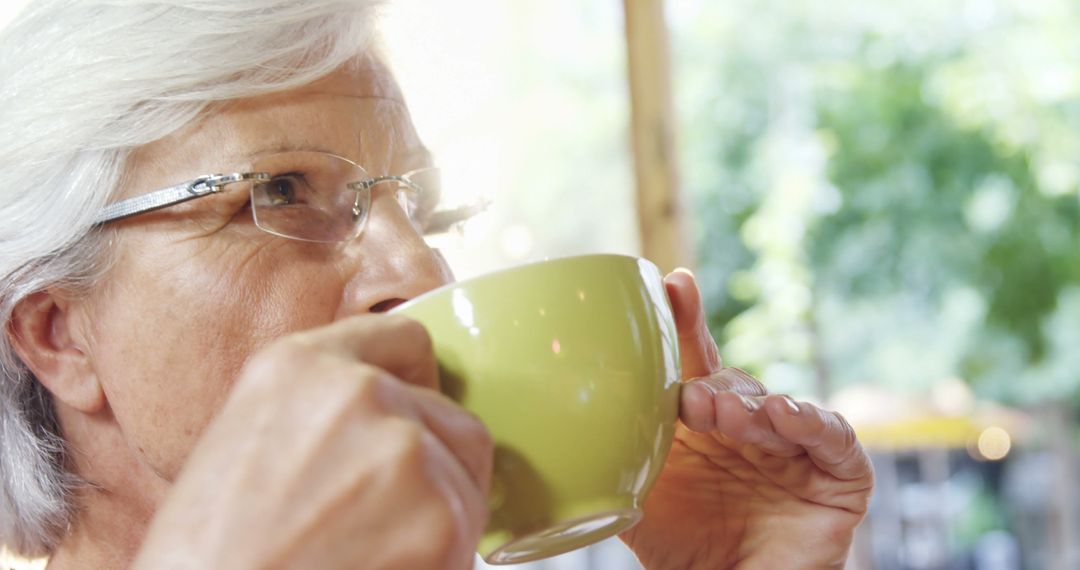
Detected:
left=348, top=174, right=415, bottom=191
left=94, top=172, right=270, bottom=225
left=426, top=199, right=492, bottom=234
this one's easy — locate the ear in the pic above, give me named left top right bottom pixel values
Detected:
left=7, top=291, right=105, bottom=413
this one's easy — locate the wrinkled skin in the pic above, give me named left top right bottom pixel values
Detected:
left=9, top=54, right=871, bottom=570
left=14, top=56, right=488, bottom=569
left=621, top=271, right=874, bottom=569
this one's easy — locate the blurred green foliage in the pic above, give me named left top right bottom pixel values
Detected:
left=952, top=481, right=1008, bottom=548
left=673, top=0, right=1080, bottom=404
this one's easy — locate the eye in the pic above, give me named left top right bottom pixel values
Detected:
left=263, top=176, right=301, bottom=206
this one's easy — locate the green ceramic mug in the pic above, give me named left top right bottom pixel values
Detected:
left=392, top=254, right=681, bottom=565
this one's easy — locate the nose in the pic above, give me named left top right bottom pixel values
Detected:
left=334, top=190, right=454, bottom=318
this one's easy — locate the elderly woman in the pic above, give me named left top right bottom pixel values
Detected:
left=0, top=1, right=873, bottom=568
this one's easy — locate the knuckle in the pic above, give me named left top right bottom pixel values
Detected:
left=818, top=512, right=859, bottom=548
left=240, top=337, right=321, bottom=388
left=351, top=369, right=417, bottom=417
left=418, top=489, right=485, bottom=566
left=378, top=437, right=473, bottom=566
left=383, top=314, right=434, bottom=352
left=821, top=410, right=869, bottom=470
left=464, top=413, right=494, bottom=450
left=383, top=418, right=429, bottom=465
left=798, top=404, right=832, bottom=448
left=250, top=338, right=311, bottom=370
left=350, top=368, right=390, bottom=404
left=378, top=420, right=483, bottom=567
left=474, top=425, right=494, bottom=457
left=410, top=530, right=467, bottom=568
left=830, top=411, right=858, bottom=446
left=418, top=506, right=465, bottom=560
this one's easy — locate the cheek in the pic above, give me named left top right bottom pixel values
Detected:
left=88, top=240, right=343, bottom=479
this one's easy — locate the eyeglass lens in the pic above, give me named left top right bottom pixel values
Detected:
left=248, top=151, right=444, bottom=243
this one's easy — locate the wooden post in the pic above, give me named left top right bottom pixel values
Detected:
left=622, top=0, right=693, bottom=273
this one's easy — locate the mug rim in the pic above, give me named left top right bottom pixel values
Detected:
left=391, top=252, right=659, bottom=314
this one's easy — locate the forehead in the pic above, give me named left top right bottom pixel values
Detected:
left=122, top=55, right=427, bottom=195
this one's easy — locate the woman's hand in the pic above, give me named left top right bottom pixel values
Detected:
left=621, top=271, right=874, bottom=569
left=133, top=314, right=493, bottom=570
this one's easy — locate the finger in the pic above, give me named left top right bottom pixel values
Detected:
left=679, top=381, right=719, bottom=432
left=366, top=376, right=492, bottom=560
left=664, top=269, right=723, bottom=379
left=419, top=428, right=491, bottom=568
left=681, top=373, right=801, bottom=457
left=715, top=393, right=804, bottom=457
left=403, top=384, right=495, bottom=496
left=399, top=392, right=492, bottom=567
left=684, top=367, right=767, bottom=399
left=297, top=314, right=440, bottom=390
left=680, top=370, right=762, bottom=435
left=764, top=397, right=874, bottom=481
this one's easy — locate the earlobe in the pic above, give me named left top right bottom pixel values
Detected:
left=7, top=291, right=105, bottom=413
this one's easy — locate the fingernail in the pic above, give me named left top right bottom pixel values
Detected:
left=781, top=395, right=800, bottom=415
left=739, top=395, right=759, bottom=413
left=673, top=267, right=696, bottom=278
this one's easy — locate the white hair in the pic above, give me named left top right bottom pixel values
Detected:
left=0, top=0, right=383, bottom=556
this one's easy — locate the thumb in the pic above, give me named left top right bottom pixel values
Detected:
left=664, top=269, right=722, bottom=379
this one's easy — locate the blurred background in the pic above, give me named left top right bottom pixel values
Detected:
left=4, top=0, right=1078, bottom=568
left=382, top=0, right=1080, bottom=569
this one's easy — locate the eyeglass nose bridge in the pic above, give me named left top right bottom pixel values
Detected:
left=346, top=175, right=420, bottom=223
